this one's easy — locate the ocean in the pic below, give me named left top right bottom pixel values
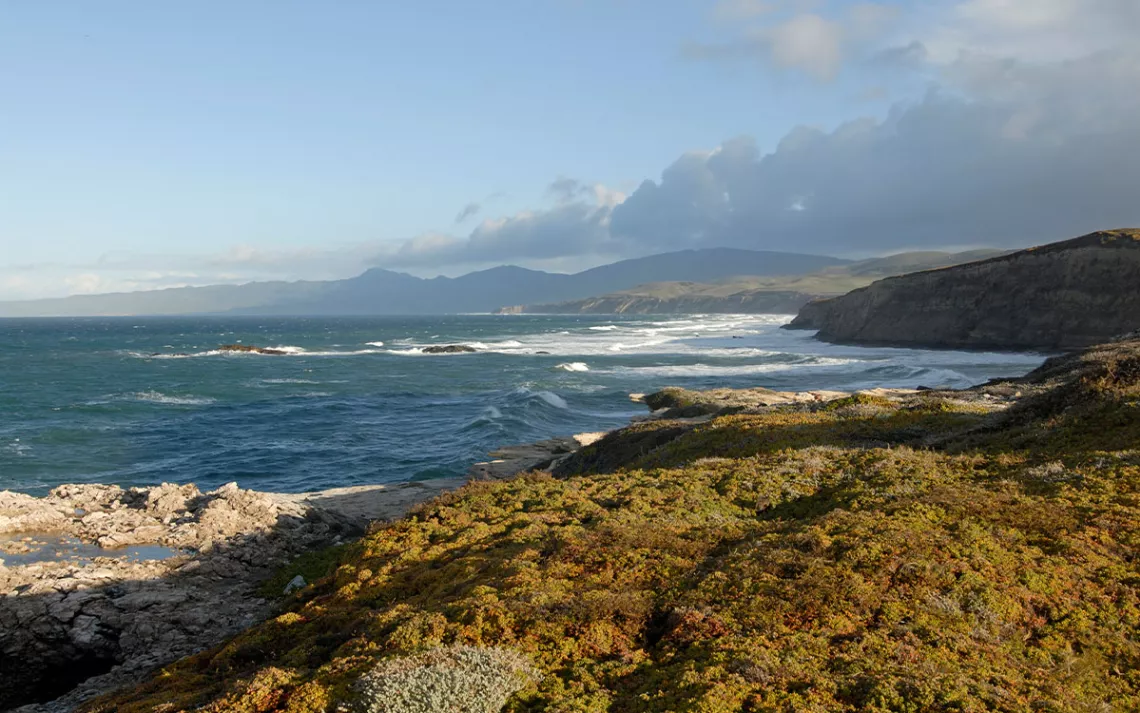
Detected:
left=0, top=314, right=1046, bottom=496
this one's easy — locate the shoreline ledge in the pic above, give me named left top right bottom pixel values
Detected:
left=0, top=478, right=469, bottom=712
left=0, top=380, right=1016, bottom=712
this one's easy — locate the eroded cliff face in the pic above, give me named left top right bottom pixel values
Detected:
left=788, top=229, right=1140, bottom=351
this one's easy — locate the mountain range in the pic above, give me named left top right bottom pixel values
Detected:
left=0, top=249, right=848, bottom=317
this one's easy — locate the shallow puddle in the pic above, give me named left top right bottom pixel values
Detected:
left=0, top=534, right=182, bottom=567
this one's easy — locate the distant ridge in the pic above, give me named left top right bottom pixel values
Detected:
left=787, top=229, right=1140, bottom=351
left=0, top=249, right=847, bottom=317
left=505, top=249, right=1008, bottom=315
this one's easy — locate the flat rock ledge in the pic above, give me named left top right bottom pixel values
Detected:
left=0, top=478, right=463, bottom=713
left=467, top=433, right=607, bottom=480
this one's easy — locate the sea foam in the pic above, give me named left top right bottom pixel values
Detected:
left=127, top=391, right=217, bottom=406
left=555, top=362, right=590, bottom=372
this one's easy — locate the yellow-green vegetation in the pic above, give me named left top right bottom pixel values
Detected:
left=87, top=341, right=1140, bottom=712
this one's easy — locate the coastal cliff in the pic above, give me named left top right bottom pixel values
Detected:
left=788, top=229, right=1140, bottom=350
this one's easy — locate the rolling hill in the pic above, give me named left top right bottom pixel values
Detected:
left=0, top=249, right=847, bottom=318
left=505, top=249, right=1008, bottom=315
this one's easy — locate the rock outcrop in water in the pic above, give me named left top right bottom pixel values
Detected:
left=787, top=229, right=1140, bottom=351
left=422, top=344, right=477, bottom=354
left=216, top=344, right=290, bottom=355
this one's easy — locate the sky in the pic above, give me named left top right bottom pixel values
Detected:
left=2, top=0, right=1139, bottom=300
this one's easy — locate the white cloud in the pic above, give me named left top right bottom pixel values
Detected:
left=922, top=0, right=1140, bottom=63
left=684, top=1, right=899, bottom=80
left=762, top=13, right=846, bottom=80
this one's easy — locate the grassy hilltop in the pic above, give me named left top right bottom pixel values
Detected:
left=88, top=339, right=1140, bottom=712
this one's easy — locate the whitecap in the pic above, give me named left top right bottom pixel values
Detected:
left=555, top=362, right=590, bottom=372
left=5, top=439, right=30, bottom=456
left=483, top=406, right=503, bottom=419
left=589, top=325, right=619, bottom=331
left=126, top=391, right=216, bottom=406
left=603, top=357, right=859, bottom=378
left=299, top=349, right=383, bottom=356
left=259, top=378, right=320, bottom=385
left=366, top=341, right=385, bottom=347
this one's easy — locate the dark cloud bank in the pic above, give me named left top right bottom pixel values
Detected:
left=384, top=49, right=1140, bottom=269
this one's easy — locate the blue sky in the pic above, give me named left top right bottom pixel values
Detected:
left=2, top=0, right=1138, bottom=298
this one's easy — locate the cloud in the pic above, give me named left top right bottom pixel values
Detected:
left=454, top=202, right=481, bottom=223
left=373, top=16, right=1140, bottom=269
left=611, top=50, right=1140, bottom=253
left=851, top=85, right=890, bottom=103
left=684, top=2, right=899, bottom=80
left=869, top=40, right=928, bottom=70
left=924, top=0, right=1140, bottom=63
left=547, top=176, right=588, bottom=203
left=381, top=183, right=626, bottom=268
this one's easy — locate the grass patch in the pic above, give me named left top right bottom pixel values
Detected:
left=256, top=543, right=352, bottom=600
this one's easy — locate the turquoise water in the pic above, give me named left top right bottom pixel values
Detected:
left=0, top=314, right=1045, bottom=495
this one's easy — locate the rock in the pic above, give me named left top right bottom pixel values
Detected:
left=283, top=575, right=306, bottom=594
left=423, top=344, right=477, bottom=354
left=144, top=483, right=200, bottom=519
left=573, top=432, right=607, bottom=448
left=0, top=476, right=471, bottom=712
left=217, top=344, right=290, bottom=355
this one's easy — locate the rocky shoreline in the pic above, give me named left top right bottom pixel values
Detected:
left=0, top=425, right=618, bottom=712
left=0, top=478, right=474, bottom=712
left=0, top=382, right=992, bottom=712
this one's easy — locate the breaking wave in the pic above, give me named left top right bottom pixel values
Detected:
left=555, top=362, right=590, bottom=372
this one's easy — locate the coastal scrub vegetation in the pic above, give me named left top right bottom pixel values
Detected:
left=86, top=340, right=1140, bottom=712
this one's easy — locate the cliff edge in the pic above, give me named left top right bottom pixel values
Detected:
left=787, top=229, right=1140, bottom=351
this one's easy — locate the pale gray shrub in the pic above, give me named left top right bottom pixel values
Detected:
left=356, top=645, right=539, bottom=713
left=1025, top=460, right=1073, bottom=483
